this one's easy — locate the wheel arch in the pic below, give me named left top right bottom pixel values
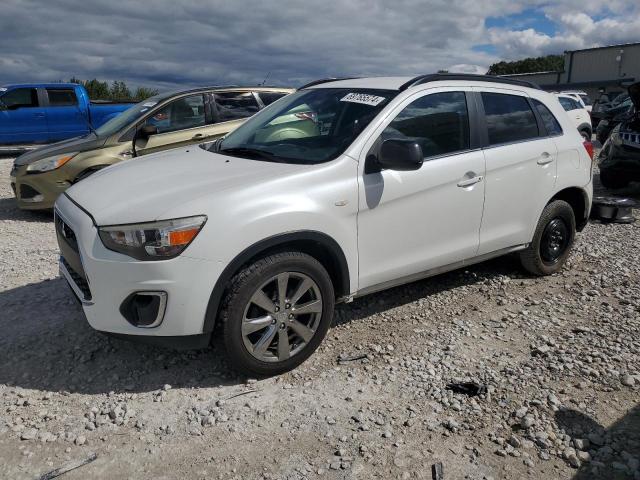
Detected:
left=549, top=187, right=590, bottom=231
left=202, top=231, right=350, bottom=333
left=577, top=123, right=592, bottom=137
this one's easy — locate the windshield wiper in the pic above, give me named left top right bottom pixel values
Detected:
left=219, top=147, right=281, bottom=162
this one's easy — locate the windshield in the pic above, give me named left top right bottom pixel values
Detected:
left=216, top=88, right=396, bottom=164
left=94, top=94, right=166, bottom=138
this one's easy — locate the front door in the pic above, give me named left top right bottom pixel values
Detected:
left=135, top=93, right=218, bottom=156
left=45, top=87, right=87, bottom=141
left=0, top=87, right=48, bottom=144
left=357, top=89, right=486, bottom=291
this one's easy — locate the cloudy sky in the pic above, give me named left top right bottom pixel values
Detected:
left=1, top=0, right=639, bottom=91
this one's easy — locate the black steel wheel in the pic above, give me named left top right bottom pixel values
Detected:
left=520, top=200, right=576, bottom=276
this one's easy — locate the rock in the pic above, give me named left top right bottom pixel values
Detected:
left=20, top=429, right=38, bottom=441
left=621, top=374, right=636, bottom=387
left=508, top=435, right=522, bottom=448
left=520, top=415, right=536, bottom=429
left=75, top=435, right=86, bottom=446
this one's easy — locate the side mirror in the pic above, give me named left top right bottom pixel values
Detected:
left=374, top=139, right=423, bottom=172
left=138, top=124, right=158, bottom=140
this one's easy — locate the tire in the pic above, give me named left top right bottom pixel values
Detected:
left=520, top=200, right=576, bottom=276
left=599, top=170, right=629, bottom=190
left=579, top=129, right=591, bottom=141
left=220, top=252, right=335, bottom=376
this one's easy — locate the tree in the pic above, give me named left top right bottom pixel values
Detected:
left=486, top=54, right=564, bottom=76
left=109, top=80, right=132, bottom=101
left=133, top=86, right=160, bottom=100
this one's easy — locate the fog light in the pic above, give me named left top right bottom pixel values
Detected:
left=119, top=291, right=167, bottom=328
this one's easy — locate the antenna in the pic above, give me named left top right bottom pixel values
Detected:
left=260, top=72, right=271, bottom=86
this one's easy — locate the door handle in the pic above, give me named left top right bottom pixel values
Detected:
left=537, top=152, right=554, bottom=165
left=457, top=175, right=483, bottom=188
left=192, top=133, right=204, bottom=140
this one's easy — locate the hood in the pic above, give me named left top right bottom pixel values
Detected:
left=629, top=82, right=640, bottom=111
left=65, top=146, right=307, bottom=225
left=14, top=133, right=107, bottom=166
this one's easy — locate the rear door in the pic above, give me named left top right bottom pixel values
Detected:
left=44, top=87, right=88, bottom=141
left=475, top=88, right=558, bottom=255
left=0, top=87, right=48, bottom=144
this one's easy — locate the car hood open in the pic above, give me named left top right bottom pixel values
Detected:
left=64, top=146, right=307, bottom=225
left=13, top=133, right=107, bottom=166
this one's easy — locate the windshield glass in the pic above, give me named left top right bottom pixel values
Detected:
left=216, top=88, right=396, bottom=164
left=94, top=94, right=165, bottom=137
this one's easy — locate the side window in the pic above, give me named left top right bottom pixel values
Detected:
left=258, top=92, right=288, bottom=106
left=47, top=88, right=78, bottom=106
left=532, top=99, right=563, bottom=136
left=215, top=92, right=260, bottom=121
left=381, top=91, right=470, bottom=159
left=145, top=94, right=205, bottom=134
left=0, top=88, right=38, bottom=109
left=481, top=93, right=539, bottom=145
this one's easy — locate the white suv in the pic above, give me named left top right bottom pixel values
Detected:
left=54, top=74, right=594, bottom=375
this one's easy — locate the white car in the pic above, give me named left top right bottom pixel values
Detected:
left=558, top=90, right=593, bottom=113
left=54, top=74, right=594, bottom=375
left=556, top=93, right=593, bottom=139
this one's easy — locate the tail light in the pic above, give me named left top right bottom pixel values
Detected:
left=583, top=139, right=595, bottom=177
left=583, top=139, right=594, bottom=159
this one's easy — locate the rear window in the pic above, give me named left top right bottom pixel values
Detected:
left=481, top=93, right=539, bottom=146
left=532, top=99, right=562, bottom=136
left=558, top=97, right=580, bottom=111
left=47, top=88, right=78, bottom=107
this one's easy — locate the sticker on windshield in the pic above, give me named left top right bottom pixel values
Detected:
left=340, top=93, right=386, bottom=106
left=142, top=101, right=157, bottom=107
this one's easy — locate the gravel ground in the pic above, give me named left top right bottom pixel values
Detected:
left=0, top=155, right=639, bottom=480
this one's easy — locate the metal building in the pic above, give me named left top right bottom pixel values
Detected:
left=501, top=42, right=640, bottom=101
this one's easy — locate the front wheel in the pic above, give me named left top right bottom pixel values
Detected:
left=220, top=252, right=335, bottom=376
left=520, top=200, right=576, bottom=276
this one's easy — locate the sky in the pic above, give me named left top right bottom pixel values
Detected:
left=1, top=0, right=639, bottom=91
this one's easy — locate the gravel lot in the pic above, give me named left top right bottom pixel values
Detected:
left=1, top=154, right=639, bottom=480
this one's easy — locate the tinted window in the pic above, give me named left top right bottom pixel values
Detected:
left=381, top=92, right=470, bottom=159
left=259, top=91, right=288, bottom=106
left=532, top=100, right=562, bottom=136
left=558, top=97, right=579, bottom=111
left=215, top=92, right=260, bottom=121
left=0, top=88, right=38, bottom=108
left=481, top=93, right=539, bottom=145
left=145, top=94, right=205, bottom=133
left=47, top=88, right=77, bottom=106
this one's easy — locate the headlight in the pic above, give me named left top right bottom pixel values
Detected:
left=98, top=215, right=207, bottom=261
left=27, top=153, right=78, bottom=173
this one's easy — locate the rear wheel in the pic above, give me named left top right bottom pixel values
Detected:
left=580, top=129, right=591, bottom=141
left=221, top=252, right=334, bottom=376
left=520, top=200, right=576, bottom=276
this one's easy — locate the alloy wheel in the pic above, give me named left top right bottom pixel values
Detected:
left=241, top=272, right=323, bottom=362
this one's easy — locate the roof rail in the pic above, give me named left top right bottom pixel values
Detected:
left=298, top=77, right=361, bottom=89
left=399, top=73, right=541, bottom=91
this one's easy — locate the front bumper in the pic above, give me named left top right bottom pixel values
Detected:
left=54, top=194, right=224, bottom=338
left=12, top=164, right=70, bottom=210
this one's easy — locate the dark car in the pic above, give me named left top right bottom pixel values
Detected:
left=595, top=96, right=634, bottom=144
left=598, top=82, right=640, bottom=189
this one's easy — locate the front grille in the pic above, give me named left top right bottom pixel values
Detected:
left=55, top=212, right=79, bottom=253
left=61, top=256, right=92, bottom=301
left=54, top=211, right=92, bottom=302
left=19, top=184, right=41, bottom=200
left=621, top=132, right=640, bottom=146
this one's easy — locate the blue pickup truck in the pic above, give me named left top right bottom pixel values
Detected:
left=0, top=83, right=134, bottom=145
